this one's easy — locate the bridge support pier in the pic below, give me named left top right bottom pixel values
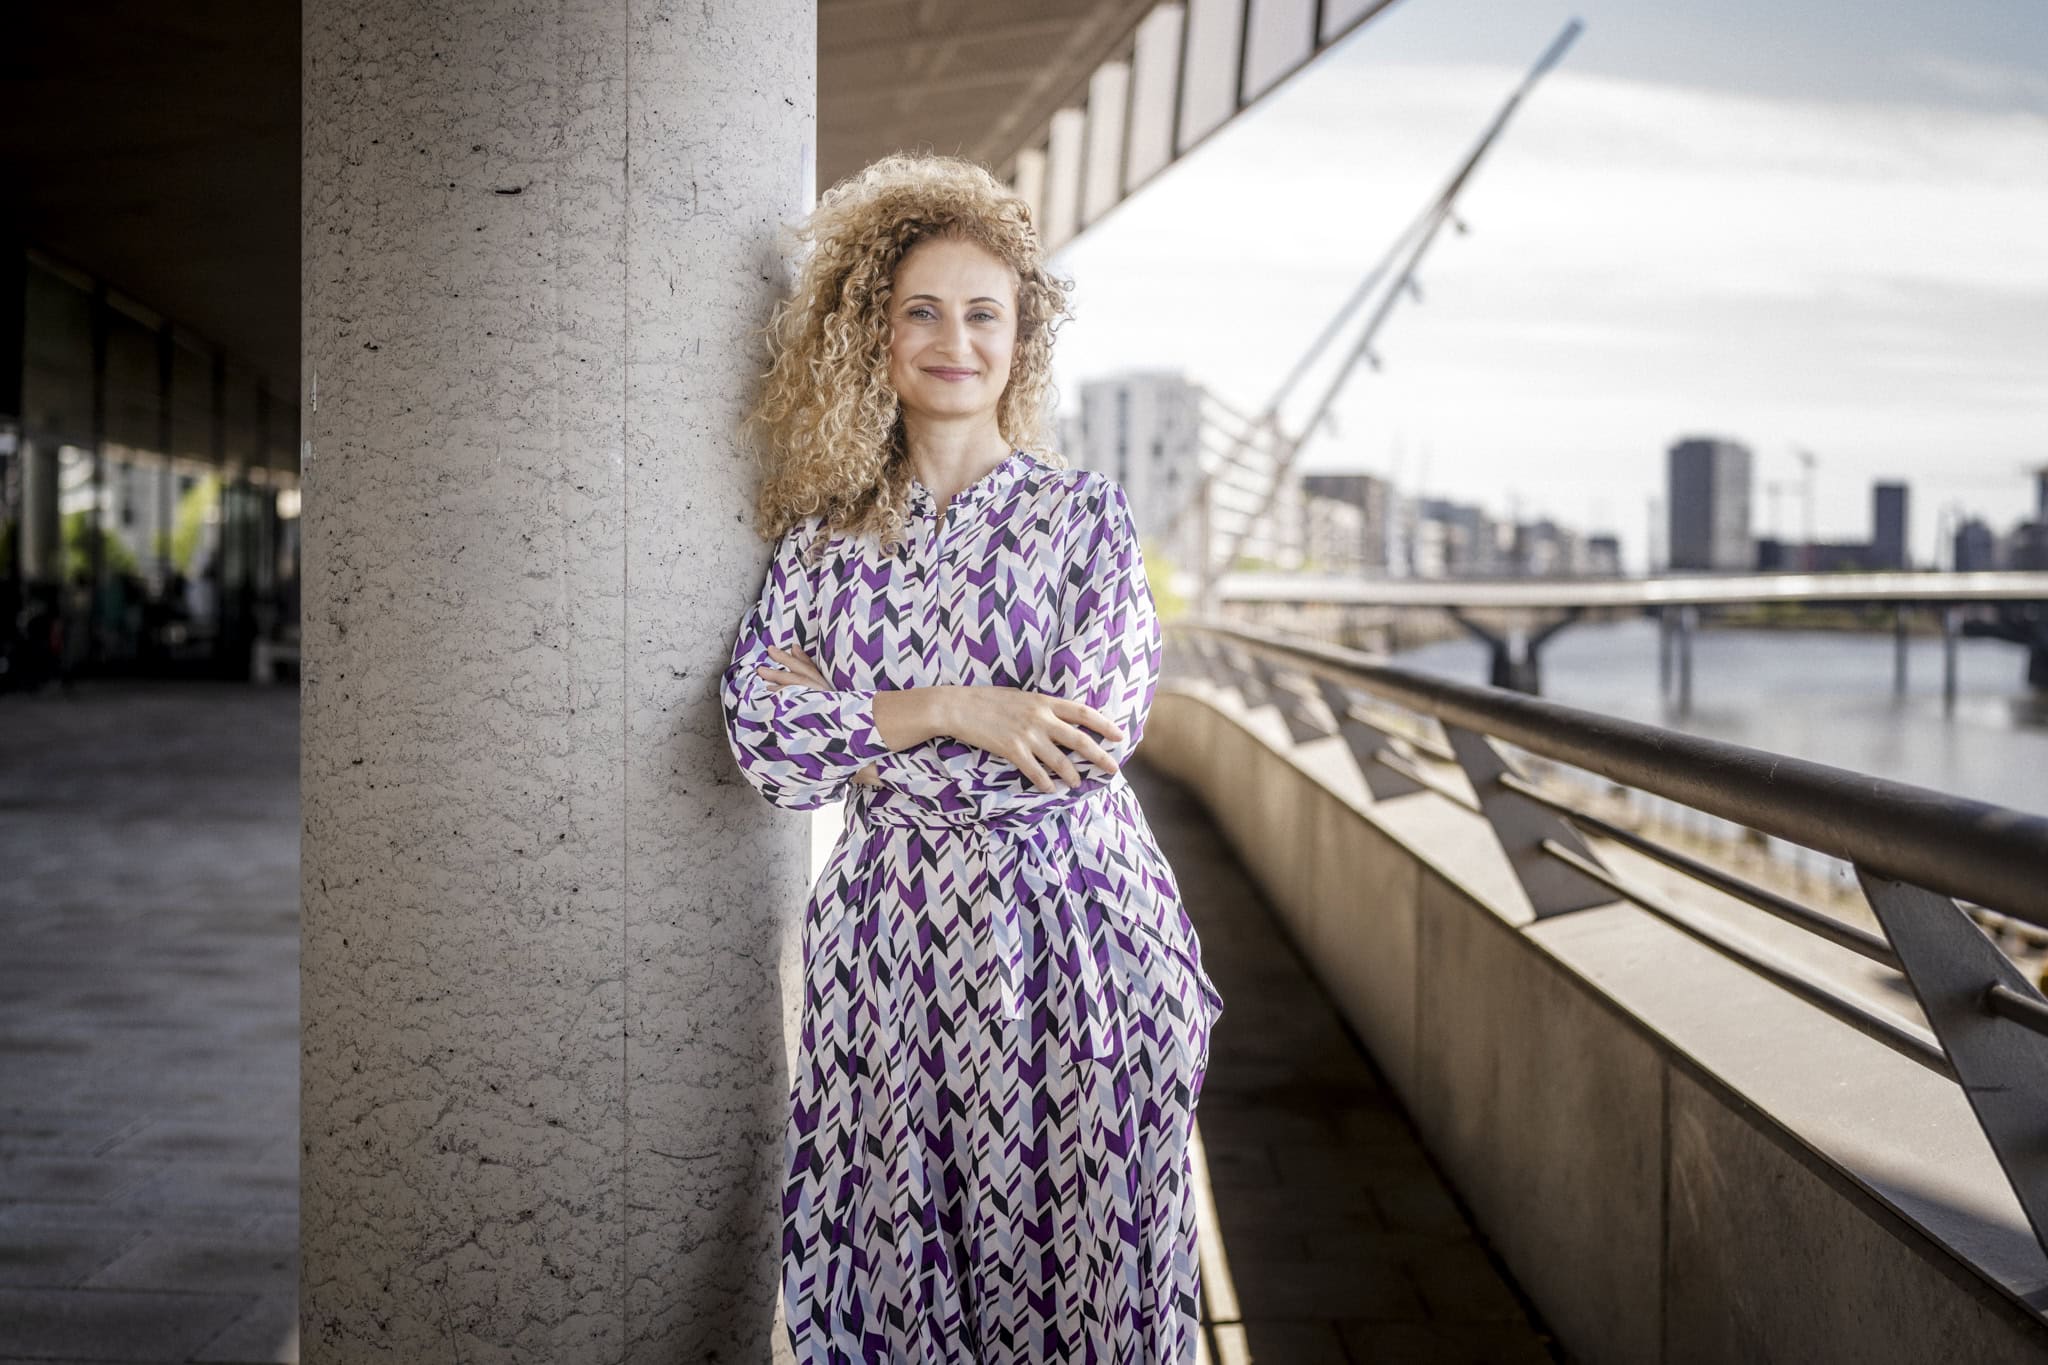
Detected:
left=1959, top=601, right=2048, bottom=694
left=1657, top=610, right=1672, bottom=695
left=1660, top=604, right=1697, bottom=715
left=1449, top=606, right=1583, bottom=695
left=1894, top=605, right=1910, bottom=697
left=1941, top=607, right=1959, bottom=715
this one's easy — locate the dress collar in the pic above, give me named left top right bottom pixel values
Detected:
left=906, top=448, right=1032, bottom=516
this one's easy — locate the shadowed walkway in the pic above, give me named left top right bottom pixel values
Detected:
left=1127, top=765, right=1566, bottom=1365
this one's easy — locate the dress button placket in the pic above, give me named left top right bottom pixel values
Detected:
left=930, top=502, right=950, bottom=685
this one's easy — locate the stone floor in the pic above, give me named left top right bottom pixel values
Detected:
left=1132, top=766, right=1566, bottom=1365
left=0, top=681, right=1564, bottom=1364
left=0, top=680, right=301, bottom=1364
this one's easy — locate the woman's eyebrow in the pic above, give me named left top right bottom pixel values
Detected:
left=903, top=293, right=1006, bottom=306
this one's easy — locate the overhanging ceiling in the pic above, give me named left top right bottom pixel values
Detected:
left=2, top=0, right=1399, bottom=405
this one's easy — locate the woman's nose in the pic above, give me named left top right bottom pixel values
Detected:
left=941, top=314, right=971, bottom=355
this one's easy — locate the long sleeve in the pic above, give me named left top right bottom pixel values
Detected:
left=870, top=476, right=1161, bottom=817
left=720, top=518, right=897, bottom=811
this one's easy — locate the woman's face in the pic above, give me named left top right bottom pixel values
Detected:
left=885, top=235, right=1021, bottom=427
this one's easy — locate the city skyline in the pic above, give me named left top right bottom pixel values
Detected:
left=1046, top=0, right=2048, bottom=575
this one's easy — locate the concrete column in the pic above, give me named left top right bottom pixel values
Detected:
left=301, top=2, right=814, bottom=1359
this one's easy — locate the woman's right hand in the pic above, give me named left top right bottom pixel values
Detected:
left=935, top=686, right=1126, bottom=795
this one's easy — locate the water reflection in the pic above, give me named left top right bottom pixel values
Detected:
left=1392, top=617, right=2048, bottom=818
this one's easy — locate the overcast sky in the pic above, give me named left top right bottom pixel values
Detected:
left=1047, top=0, right=2048, bottom=571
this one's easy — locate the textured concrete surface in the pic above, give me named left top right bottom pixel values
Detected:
left=300, top=0, right=815, bottom=1358
left=1410, top=867, right=1664, bottom=1365
left=1131, top=765, right=1564, bottom=1364
left=1663, top=1066, right=2048, bottom=1365
left=0, top=680, right=300, bottom=1363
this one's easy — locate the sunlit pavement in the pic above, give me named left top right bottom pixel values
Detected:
left=0, top=681, right=300, bottom=1364
left=0, top=683, right=1562, bottom=1364
left=1127, top=765, right=1566, bottom=1364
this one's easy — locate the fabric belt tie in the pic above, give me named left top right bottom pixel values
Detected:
left=849, top=776, right=1128, bottom=1064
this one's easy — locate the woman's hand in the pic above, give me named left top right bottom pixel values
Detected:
left=759, top=644, right=884, bottom=787
left=936, top=685, right=1125, bottom=795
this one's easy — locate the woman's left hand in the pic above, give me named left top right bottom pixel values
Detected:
left=760, top=645, right=885, bottom=788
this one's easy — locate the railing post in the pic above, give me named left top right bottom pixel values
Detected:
left=1228, top=639, right=1273, bottom=711
left=1442, top=725, right=1619, bottom=918
left=1250, top=653, right=1332, bottom=744
left=1858, top=869, right=2048, bottom=1259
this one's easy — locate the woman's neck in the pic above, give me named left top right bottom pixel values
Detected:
left=903, top=413, right=1013, bottom=504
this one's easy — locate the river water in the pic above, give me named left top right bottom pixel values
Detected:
left=1390, top=618, right=2048, bottom=819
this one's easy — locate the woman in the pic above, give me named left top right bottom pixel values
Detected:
left=719, top=151, right=1225, bottom=1364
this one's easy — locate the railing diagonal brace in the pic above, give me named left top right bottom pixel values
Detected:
left=1444, top=723, right=1617, bottom=918
left=1252, top=655, right=1332, bottom=745
left=1858, top=869, right=2048, bottom=1260
left=1314, top=675, right=1429, bottom=800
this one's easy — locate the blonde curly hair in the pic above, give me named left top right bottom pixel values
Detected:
left=739, top=151, right=1075, bottom=561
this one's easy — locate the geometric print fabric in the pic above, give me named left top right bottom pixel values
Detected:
left=721, top=448, right=1225, bottom=1362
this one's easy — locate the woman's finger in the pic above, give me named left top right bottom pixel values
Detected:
left=1011, top=747, right=1057, bottom=795
left=1052, top=697, right=1125, bottom=743
left=1051, top=720, right=1120, bottom=775
left=1033, top=736, right=1083, bottom=790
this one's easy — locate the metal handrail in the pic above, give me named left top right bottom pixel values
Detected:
left=1180, top=619, right=2048, bottom=927
left=1163, top=616, right=2048, bottom=1262
left=1496, top=770, right=1900, bottom=968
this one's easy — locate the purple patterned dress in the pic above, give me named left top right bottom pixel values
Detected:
left=720, top=447, right=1225, bottom=1363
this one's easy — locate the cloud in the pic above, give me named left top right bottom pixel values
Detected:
left=1051, top=54, right=2048, bottom=561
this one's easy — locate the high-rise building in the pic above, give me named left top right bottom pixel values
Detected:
left=1301, top=493, right=1367, bottom=574
left=1585, top=534, right=1622, bottom=576
left=1953, top=517, right=1998, bottom=572
left=1061, top=369, right=1204, bottom=556
left=1872, top=481, right=1909, bottom=569
left=1301, top=471, right=1392, bottom=571
left=1666, top=437, right=1753, bottom=571
left=1060, top=370, right=1306, bottom=581
left=1512, top=518, right=1585, bottom=577
left=1417, top=497, right=1505, bottom=577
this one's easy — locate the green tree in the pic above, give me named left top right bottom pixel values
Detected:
left=62, top=509, right=140, bottom=581
left=169, top=474, right=220, bottom=572
left=1141, top=536, right=1189, bottom=622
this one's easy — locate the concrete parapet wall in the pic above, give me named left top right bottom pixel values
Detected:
left=1145, top=683, right=2048, bottom=1365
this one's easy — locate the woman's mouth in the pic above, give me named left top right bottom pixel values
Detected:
left=923, top=367, right=977, bottom=381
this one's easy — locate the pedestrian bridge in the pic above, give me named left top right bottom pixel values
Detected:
left=1218, top=570, right=2048, bottom=697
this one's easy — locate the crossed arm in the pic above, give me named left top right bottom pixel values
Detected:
left=717, top=479, right=1161, bottom=816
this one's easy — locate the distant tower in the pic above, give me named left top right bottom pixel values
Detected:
left=1666, top=437, right=1753, bottom=571
left=1872, top=481, right=1909, bottom=570
left=1069, top=369, right=1204, bottom=543
left=1953, top=517, right=1997, bottom=572
left=2034, top=465, right=2048, bottom=524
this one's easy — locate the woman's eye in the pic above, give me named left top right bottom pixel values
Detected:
left=971, top=311, right=996, bottom=322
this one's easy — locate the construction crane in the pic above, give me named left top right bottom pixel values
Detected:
left=1164, top=18, right=1585, bottom=613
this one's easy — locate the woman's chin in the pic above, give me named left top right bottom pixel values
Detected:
left=902, top=390, right=998, bottom=420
